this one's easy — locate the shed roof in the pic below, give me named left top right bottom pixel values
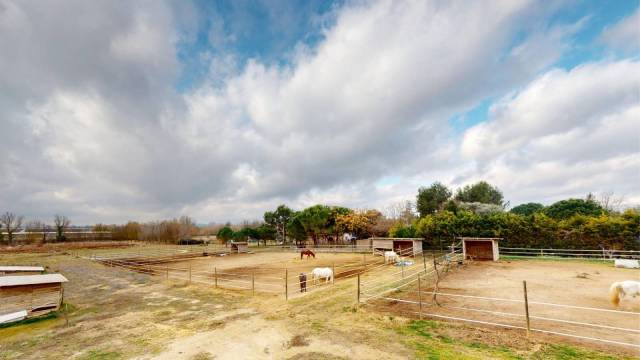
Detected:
left=459, top=237, right=502, bottom=241
left=0, top=274, right=68, bottom=287
left=0, top=266, right=45, bottom=272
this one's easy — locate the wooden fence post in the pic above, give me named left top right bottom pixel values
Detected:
left=285, top=269, right=288, bottom=301
left=422, top=251, right=427, bottom=272
left=357, top=273, right=361, bottom=305
left=432, top=257, right=440, bottom=306
left=418, top=274, right=423, bottom=319
left=332, top=263, right=335, bottom=284
left=523, top=280, right=531, bottom=338
left=214, top=267, right=218, bottom=288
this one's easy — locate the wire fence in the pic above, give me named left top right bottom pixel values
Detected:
left=358, top=256, right=640, bottom=350
left=90, top=244, right=430, bottom=298
left=500, top=247, right=640, bottom=260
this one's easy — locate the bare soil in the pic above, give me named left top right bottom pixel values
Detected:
left=169, top=252, right=383, bottom=295
left=372, top=259, right=640, bottom=357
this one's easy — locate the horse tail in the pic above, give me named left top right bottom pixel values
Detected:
left=311, top=250, right=315, bottom=258
left=609, top=282, right=621, bottom=306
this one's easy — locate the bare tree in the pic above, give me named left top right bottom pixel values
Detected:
left=1, top=212, right=24, bottom=245
left=598, top=191, right=625, bottom=212
left=178, top=216, right=196, bottom=240
left=382, top=200, right=415, bottom=225
left=26, top=220, right=49, bottom=243
left=54, top=215, right=70, bottom=242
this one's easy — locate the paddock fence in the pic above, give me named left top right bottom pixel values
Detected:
left=358, top=258, right=640, bottom=350
left=87, top=244, right=430, bottom=299
left=500, top=247, right=640, bottom=261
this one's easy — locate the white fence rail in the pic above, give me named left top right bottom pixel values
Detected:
left=500, top=247, right=640, bottom=260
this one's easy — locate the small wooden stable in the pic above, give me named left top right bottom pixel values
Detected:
left=460, top=237, right=501, bottom=261
left=370, top=238, right=423, bottom=256
left=230, top=242, right=248, bottom=253
left=0, top=266, right=45, bottom=276
left=0, top=274, right=68, bottom=319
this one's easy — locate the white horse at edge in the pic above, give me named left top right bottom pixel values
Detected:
left=609, top=280, right=640, bottom=306
left=384, top=251, right=398, bottom=264
left=311, top=267, right=334, bottom=284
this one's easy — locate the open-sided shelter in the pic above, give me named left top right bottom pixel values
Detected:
left=460, top=237, right=501, bottom=261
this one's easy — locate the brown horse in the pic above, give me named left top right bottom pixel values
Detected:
left=300, top=249, right=316, bottom=259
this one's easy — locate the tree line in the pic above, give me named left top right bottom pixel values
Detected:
left=4, top=181, right=637, bottom=250
left=215, top=204, right=396, bottom=246
left=392, top=182, right=639, bottom=250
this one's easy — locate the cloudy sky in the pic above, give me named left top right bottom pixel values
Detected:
left=1, top=0, right=638, bottom=225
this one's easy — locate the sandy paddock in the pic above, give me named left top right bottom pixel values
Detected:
left=168, top=251, right=387, bottom=295
left=373, top=259, right=640, bottom=354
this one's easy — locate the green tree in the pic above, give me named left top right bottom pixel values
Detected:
left=297, top=205, right=331, bottom=245
left=328, top=206, right=352, bottom=243
left=236, top=227, right=259, bottom=242
left=510, top=203, right=544, bottom=216
left=416, top=182, right=452, bottom=217
left=454, top=181, right=504, bottom=206
left=389, top=223, right=417, bottom=238
left=256, top=224, right=277, bottom=246
left=543, top=199, right=604, bottom=220
left=216, top=226, right=234, bottom=244
left=286, top=215, right=307, bottom=246
left=264, top=205, right=294, bottom=243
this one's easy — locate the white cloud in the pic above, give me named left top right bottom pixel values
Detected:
left=599, top=9, right=640, bottom=54
left=1, top=0, right=627, bottom=224
left=461, top=60, right=640, bottom=206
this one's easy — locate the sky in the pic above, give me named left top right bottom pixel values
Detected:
left=0, top=0, right=639, bottom=225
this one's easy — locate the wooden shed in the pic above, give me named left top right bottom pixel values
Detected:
left=0, top=266, right=45, bottom=276
left=0, top=274, right=68, bottom=319
left=230, top=242, right=248, bottom=253
left=371, top=238, right=423, bottom=256
left=460, top=237, right=501, bottom=261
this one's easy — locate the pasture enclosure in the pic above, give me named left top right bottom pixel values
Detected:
left=363, top=259, right=640, bottom=354
left=88, top=244, right=429, bottom=299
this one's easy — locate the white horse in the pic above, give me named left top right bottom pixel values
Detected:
left=311, top=267, right=334, bottom=284
left=343, top=233, right=356, bottom=243
left=609, top=280, right=640, bottom=306
left=384, top=251, right=398, bottom=264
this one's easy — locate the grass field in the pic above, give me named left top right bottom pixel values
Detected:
left=0, top=249, right=637, bottom=359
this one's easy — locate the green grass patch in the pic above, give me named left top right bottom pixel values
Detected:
left=78, top=349, right=122, bottom=360
left=0, top=312, right=59, bottom=330
left=399, top=320, right=525, bottom=360
left=532, top=344, right=627, bottom=360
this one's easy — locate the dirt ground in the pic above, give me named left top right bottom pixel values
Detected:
left=169, top=252, right=385, bottom=295
left=1, top=251, right=638, bottom=359
left=372, top=259, right=640, bottom=356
